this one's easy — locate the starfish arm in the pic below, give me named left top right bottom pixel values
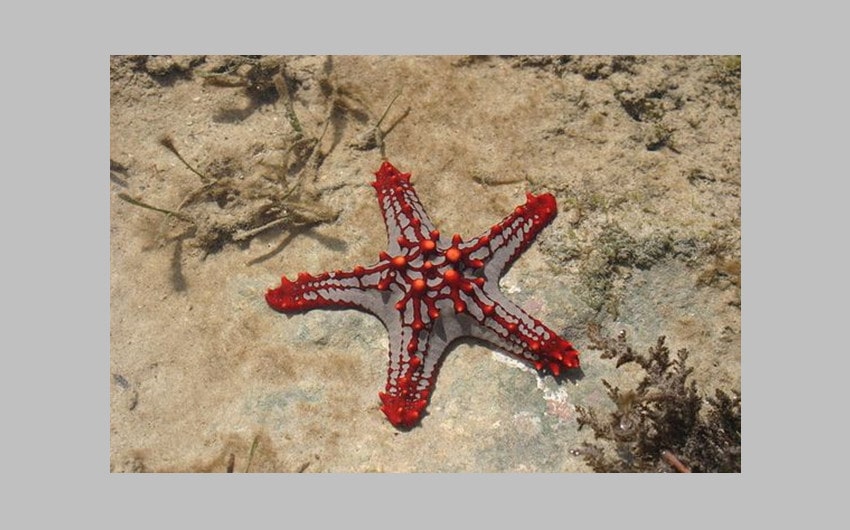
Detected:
left=372, top=161, right=438, bottom=255
left=464, top=287, right=579, bottom=376
left=265, top=264, right=390, bottom=315
left=378, top=313, right=458, bottom=428
left=466, top=192, right=558, bottom=277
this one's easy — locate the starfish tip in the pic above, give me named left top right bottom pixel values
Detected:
left=374, top=160, right=411, bottom=186
left=534, top=192, right=557, bottom=215
left=379, top=392, right=427, bottom=429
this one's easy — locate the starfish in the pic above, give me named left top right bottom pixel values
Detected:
left=266, top=161, right=579, bottom=428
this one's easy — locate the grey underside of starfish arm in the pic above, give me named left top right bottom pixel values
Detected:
left=468, top=228, right=539, bottom=282
left=465, top=192, right=558, bottom=280
left=378, top=187, right=438, bottom=255
left=382, top=312, right=456, bottom=396
left=467, top=286, right=557, bottom=359
left=385, top=306, right=551, bottom=387
left=299, top=274, right=391, bottom=315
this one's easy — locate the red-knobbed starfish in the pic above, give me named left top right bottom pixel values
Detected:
left=266, top=161, right=579, bottom=428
